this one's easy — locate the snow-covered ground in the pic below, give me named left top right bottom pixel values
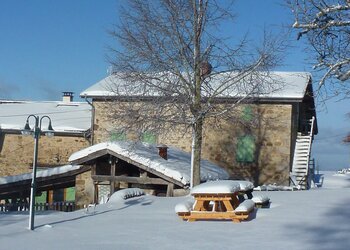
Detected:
left=1, top=171, right=349, bottom=250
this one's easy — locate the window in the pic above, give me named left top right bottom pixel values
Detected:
left=110, top=131, right=126, bottom=141
left=242, top=106, right=253, bottom=122
left=141, top=132, right=157, bottom=144
left=236, top=135, right=255, bottom=163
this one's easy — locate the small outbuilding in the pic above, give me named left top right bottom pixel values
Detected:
left=69, top=141, right=229, bottom=205
left=0, top=165, right=90, bottom=210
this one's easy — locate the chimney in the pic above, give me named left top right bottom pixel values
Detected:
left=200, top=61, right=212, bottom=77
left=62, top=92, right=74, bottom=103
left=157, top=145, right=168, bottom=160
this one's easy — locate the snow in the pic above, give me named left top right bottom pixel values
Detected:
left=232, top=180, right=254, bottom=191
left=234, top=199, right=255, bottom=213
left=0, top=100, right=91, bottom=133
left=80, top=71, right=311, bottom=100
left=174, top=198, right=195, bottom=213
left=336, top=168, right=350, bottom=174
left=252, top=195, right=270, bottom=204
left=0, top=165, right=82, bottom=185
left=69, top=141, right=230, bottom=186
left=191, top=180, right=240, bottom=194
left=319, top=171, right=350, bottom=189
left=0, top=171, right=349, bottom=250
left=108, top=188, right=145, bottom=202
left=254, top=184, right=295, bottom=191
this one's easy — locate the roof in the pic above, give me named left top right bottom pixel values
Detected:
left=0, top=165, right=90, bottom=199
left=80, top=71, right=312, bottom=101
left=69, top=141, right=230, bottom=186
left=0, top=165, right=82, bottom=185
left=0, top=100, right=92, bottom=135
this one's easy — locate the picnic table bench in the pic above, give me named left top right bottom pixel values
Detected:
left=176, top=180, right=255, bottom=223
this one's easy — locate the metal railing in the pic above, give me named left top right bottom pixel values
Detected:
left=0, top=202, right=76, bottom=213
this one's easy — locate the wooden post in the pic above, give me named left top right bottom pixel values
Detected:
left=92, top=163, right=98, bottom=203
left=110, top=156, right=117, bottom=196
left=166, top=183, right=174, bottom=197
left=94, top=182, right=99, bottom=204
left=48, top=190, right=53, bottom=204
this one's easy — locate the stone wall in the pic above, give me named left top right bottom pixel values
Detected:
left=92, top=101, right=295, bottom=186
left=75, top=170, right=94, bottom=208
left=0, top=133, right=90, bottom=177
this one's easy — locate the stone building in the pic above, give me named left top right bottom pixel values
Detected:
left=0, top=93, right=92, bottom=202
left=80, top=71, right=318, bottom=187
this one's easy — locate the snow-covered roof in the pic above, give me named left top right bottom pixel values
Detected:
left=0, top=100, right=92, bottom=134
left=0, top=165, right=82, bottom=185
left=69, top=141, right=230, bottom=186
left=80, top=71, right=312, bottom=101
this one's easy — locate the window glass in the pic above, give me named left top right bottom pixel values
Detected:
left=110, top=131, right=126, bottom=141
left=242, top=106, right=253, bottom=122
left=141, top=132, right=157, bottom=144
left=236, top=135, right=255, bottom=163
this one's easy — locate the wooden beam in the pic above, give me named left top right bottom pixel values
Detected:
left=166, top=183, right=174, bottom=197
left=70, top=149, right=185, bottom=188
left=107, top=151, right=185, bottom=187
left=92, top=175, right=170, bottom=185
left=70, top=149, right=109, bottom=165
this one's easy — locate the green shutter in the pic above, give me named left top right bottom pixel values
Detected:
left=65, top=187, right=75, bottom=201
left=35, top=191, right=47, bottom=203
left=110, top=131, right=126, bottom=141
left=236, top=135, right=255, bottom=163
left=242, top=106, right=253, bottom=122
left=141, top=132, right=156, bottom=144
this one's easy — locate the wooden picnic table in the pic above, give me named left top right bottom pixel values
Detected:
left=177, top=180, right=254, bottom=223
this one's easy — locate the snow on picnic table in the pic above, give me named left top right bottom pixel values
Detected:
left=190, top=180, right=241, bottom=194
left=0, top=171, right=349, bottom=250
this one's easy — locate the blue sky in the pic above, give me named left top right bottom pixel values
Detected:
left=0, top=0, right=349, bottom=170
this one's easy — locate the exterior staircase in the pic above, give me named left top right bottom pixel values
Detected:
left=291, top=117, right=315, bottom=190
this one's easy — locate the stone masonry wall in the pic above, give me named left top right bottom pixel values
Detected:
left=92, top=101, right=293, bottom=186
left=75, top=170, right=94, bottom=208
left=0, top=133, right=90, bottom=177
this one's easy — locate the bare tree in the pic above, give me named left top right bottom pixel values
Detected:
left=290, top=0, right=350, bottom=98
left=107, top=0, right=282, bottom=187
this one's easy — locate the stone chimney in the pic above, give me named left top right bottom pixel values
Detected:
left=200, top=61, right=212, bottom=77
left=157, top=145, right=168, bottom=160
left=62, top=92, right=74, bottom=103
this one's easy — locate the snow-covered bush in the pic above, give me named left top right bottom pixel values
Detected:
left=108, top=188, right=145, bottom=202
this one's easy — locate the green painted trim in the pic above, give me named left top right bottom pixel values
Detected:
left=236, top=135, right=256, bottom=163
left=142, top=132, right=157, bottom=144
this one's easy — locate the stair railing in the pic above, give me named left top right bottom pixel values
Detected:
left=305, top=116, right=315, bottom=188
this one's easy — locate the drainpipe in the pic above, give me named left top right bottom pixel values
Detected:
left=84, top=97, right=95, bottom=145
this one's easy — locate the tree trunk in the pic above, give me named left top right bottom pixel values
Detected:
left=190, top=117, right=203, bottom=187
left=190, top=0, right=204, bottom=188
